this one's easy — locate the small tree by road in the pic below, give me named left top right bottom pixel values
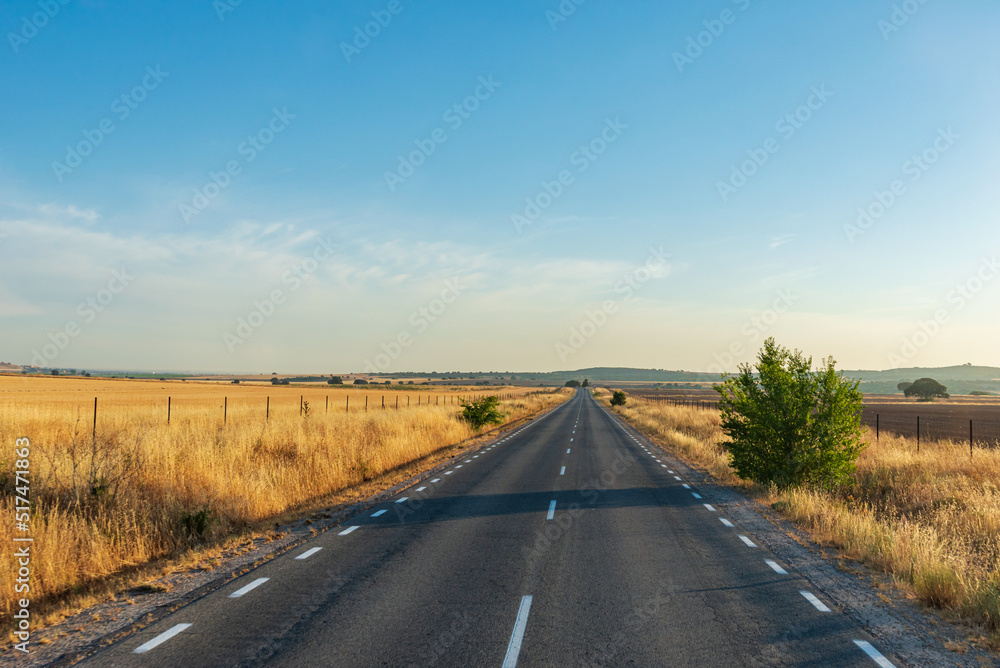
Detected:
left=904, top=378, right=949, bottom=401
left=715, top=338, right=864, bottom=489
left=610, top=391, right=627, bottom=407
left=460, top=396, right=507, bottom=430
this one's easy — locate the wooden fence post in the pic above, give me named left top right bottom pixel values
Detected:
left=93, top=397, right=97, bottom=441
left=168, top=396, right=171, bottom=424
left=266, top=396, right=270, bottom=421
left=224, top=397, right=227, bottom=424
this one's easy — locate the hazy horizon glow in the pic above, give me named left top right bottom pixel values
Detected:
left=2, top=1, right=999, bottom=374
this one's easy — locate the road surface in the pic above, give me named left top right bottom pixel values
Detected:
left=78, top=389, right=898, bottom=667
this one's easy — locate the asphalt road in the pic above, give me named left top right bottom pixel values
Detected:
left=78, top=389, right=899, bottom=667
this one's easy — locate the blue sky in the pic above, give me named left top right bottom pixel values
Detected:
left=1, top=0, right=998, bottom=374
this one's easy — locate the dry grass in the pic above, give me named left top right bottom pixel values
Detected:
left=602, top=391, right=1000, bottom=643
left=0, top=376, right=568, bottom=624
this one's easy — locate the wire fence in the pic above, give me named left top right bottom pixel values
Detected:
left=861, top=406, right=1000, bottom=448
left=629, top=390, right=1000, bottom=449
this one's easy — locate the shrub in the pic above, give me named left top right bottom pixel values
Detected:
left=611, top=391, right=627, bottom=407
left=715, top=338, right=864, bottom=489
left=180, top=507, right=215, bottom=540
left=565, top=380, right=581, bottom=388
left=460, top=396, right=507, bottom=430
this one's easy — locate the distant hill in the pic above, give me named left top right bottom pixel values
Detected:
left=514, top=367, right=719, bottom=383
left=535, top=365, right=1000, bottom=395
left=840, top=365, right=1000, bottom=395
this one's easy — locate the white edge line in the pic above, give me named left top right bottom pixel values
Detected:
left=765, top=559, right=788, bottom=575
left=800, top=590, right=831, bottom=612
left=295, top=547, right=323, bottom=559
left=502, top=595, right=533, bottom=668
left=229, top=577, right=269, bottom=598
left=853, top=640, right=896, bottom=668
left=133, top=623, right=192, bottom=654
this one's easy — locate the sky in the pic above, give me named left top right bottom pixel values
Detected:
left=1, top=0, right=999, bottom=374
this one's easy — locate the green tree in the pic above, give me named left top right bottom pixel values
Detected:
left=328, top=375, right=344, bottom=385
left=904, top=378, right=948, bottom=401
left=582, top=378, right=590, bottom=387
left=715, top=338, right=864, bottom=489
left=610, top=390, right=627, bottom=407
left=565, top=380, right=581, bottom=387
left=896, top=381, right=913, bottom=393
left=460, top=396, right=507, bottom=430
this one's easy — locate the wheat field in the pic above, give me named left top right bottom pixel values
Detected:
left=600, top=390, right=1000, bottom=643
left=0, top=376, right=568, bottom=623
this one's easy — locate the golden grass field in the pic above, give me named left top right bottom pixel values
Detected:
left=0, top=375, right=568, bottom=626
left=597, top=389, right=1000, bottom=645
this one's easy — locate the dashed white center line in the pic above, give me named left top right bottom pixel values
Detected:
left=570, top=438, right=574, bottom=442
left=765, top=560, right=788, bottom=575
left=295, top=547, right=323, bottom=560
left=547, top=500, right=557, bottom=520
left=560, top=466, right=566, bottom=475
left=133, top=623, right=192, bottom=654
left=853, top=640, right=896, bottom=667
left=338, top=526, right=360, bottom=536
left=682, top=484, right=690, bottom=489
left=445, top=471, right=454, bottom=475
left=371, top=510, right=388, bottom=517
left=738, top=535, right=757, bottom=548
left=473, top=455, right=479, bottom=458
left=673, top=476, right=682, bottom=481
left=800, top=590, right=831, bottom=612
left=668, top=470, right=675, bottom=474
left=455, top=465, right=463, bottom=469
left=719, top=518, right=734, bottom=527
left=660, top=464, right=667, bottom=468
left=416, top=487, right=427, bottom=492
left=692, top=493, right=702, bottom=499
left=431, top=478, right=441, bottom=483
left=502, top=595, right=533, bottom=668
left=229, top=577, right=269, bottom=598
left=703, top=504, right=717, bottom=512
left=566, top=448, right=571, bottom=454
left=396, top=497, right=409, bottom=503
